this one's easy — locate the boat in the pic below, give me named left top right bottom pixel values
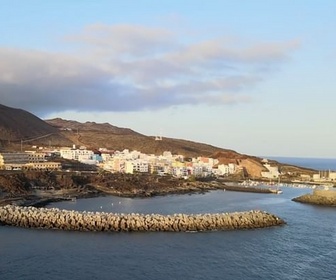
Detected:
left=269, top=188, right=282, bottom=194
left=65, top=196, right=77, bottom=202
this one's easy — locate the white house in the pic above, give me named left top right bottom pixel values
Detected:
left=125, top=160, right=149, bottom=174
left=261, top=164, right=280, bottom=179
left=59, top=147, right=94, bottom=162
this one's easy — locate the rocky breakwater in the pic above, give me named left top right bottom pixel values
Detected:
left=0, top=205, right=285, bottom=232
left=292, top=188, right=336, bottom=207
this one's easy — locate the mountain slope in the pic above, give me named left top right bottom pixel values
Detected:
left=0, top=104, right=71, bottom=148
left=46, top=118, right=235, bottom=157
left=0, top=103, right=315, bottom=179
left=0, top=103, right=232, bottom=157
left=46, top=118, right=143, bottom=136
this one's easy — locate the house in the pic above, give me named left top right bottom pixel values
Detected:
left=261, top=163, right=280, bottom=179
left=125, top=160, right=149, bottom=174
left=60, top=147, right=94, bottom=162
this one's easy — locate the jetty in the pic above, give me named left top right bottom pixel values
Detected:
left=221, top=184, right=279, bottom=194
left=292, top=188, right=336, bottom=206
left=0, top=205, right=285, bottom=232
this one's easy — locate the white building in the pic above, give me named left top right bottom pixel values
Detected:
left=313, top=173, right=321, bottom=181
left=172, top=167, right=188, bottom=177
left=101, top=157, right=126, bottom=173
left=217, top=164, right=230, bottom=175
left=125, top=160, right=149, bottom=174
left=329, top=172, right=336, bottom=181
left=162, top=151, right=173, bottom=158
left=261, top=164, right=280, bottom=179
left=101, top=153, right=112, bottom=162
left=60, top=147, right=94, bottom=162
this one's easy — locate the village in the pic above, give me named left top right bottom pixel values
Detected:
left=0, top=145, right=335, bottom=183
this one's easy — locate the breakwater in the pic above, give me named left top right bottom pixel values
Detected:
left=221, top=184, right=275, bottom=194
left=292, top=189, right=336, bottom=206
left=0, top=205, right=285, bottom=232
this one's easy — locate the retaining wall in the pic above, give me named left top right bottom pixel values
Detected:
left=0, top=205, right=285, bottom=232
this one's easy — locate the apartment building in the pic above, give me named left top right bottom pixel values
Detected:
left=60, top=147, right=94, bottom=161
left=125, top=160, right=149, bottom=174
left=0, top=152, right=29, bottom=170
left=25, top=162, right=61, bottom=170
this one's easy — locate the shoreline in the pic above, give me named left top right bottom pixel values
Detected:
left=0, top=182, right=281, bottom=208
left=2, top=170, right=333, bottom=208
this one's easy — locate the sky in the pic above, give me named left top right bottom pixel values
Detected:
left=0, top=0, right=335, bottom=158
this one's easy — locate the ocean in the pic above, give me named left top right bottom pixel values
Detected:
left=266, top=156, right=336, bottom=171
left=1, top=158, right=336, bottom=280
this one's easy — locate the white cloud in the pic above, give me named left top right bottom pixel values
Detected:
left=66, top=23, right=176, bottom=57
left=0, top=24, right=300, bottom=116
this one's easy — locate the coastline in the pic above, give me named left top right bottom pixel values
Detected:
left=0, top=171, right=283, bottom=208
left=0, top=184, right=260, bottom=207
left=2, top=171, right=334, bottom=208
left=0, top=183, right=274, bottom=208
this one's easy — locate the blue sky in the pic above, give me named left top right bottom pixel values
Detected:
left=1, top=1, right=335, bottom=158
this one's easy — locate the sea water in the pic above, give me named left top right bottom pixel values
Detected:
left=1, top=159, right=336, bottom=280
left=267, top=156, right=336, bottom=171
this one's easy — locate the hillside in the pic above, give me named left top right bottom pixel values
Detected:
left=0, top=103, right=317, bottom=178
left=0, top=103, right=233, bottom=157
left=47, top=119, right=316, bottom=178
left=0, top=104, right=72, bottom=149
left=46, top=118, right=143, bottom=136
left=46, top=118, right=236, bottom=157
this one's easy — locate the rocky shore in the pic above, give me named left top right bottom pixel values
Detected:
left=292, top=189, right=336, bottom=207
left=0, top=171, right=278, bottom=207
left=0, top=205, right=285, bottom=232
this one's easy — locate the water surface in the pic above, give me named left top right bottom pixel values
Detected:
left=1, top=187, right=335, bottom=279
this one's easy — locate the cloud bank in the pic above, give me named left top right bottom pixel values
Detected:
left=0, top=23, right=300, bottom=115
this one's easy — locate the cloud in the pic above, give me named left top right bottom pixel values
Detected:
left=66, top=23, right=176, bottom=57
left=0, top=24, right=300, bottom=116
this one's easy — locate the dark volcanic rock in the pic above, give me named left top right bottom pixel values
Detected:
left=0, top=171, right=225, bottom=206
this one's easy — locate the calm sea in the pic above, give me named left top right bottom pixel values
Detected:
left=1, top=158, right=336, bottom=280
left=267, top=156, right=336, bottom=171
